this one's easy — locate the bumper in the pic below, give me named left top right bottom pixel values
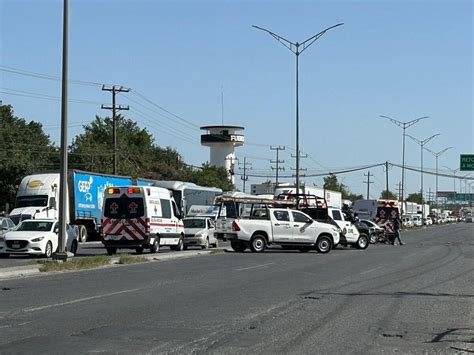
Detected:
left=102, top=236, right=150, bottom=249
left=184, top=237, right=206, bottom=246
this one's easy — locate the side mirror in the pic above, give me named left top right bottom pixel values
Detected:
left=49, top=197, right=56, bottom=208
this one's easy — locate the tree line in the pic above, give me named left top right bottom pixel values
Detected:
left=0, top=103, right=233, bottom=211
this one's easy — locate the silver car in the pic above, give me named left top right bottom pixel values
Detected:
left=183, top=216, right=219, bottom=249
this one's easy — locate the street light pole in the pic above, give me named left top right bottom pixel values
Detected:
left=443, top=166, right=460, bottom=204
left=380, top=116, right=428, bottom=215
left=425, top=147, right=452, bottom=207
left=406, top=133, right=440, bottom=224
left=253, top=23, right=344, bottom=195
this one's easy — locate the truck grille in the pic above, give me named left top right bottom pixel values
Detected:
left=185, top=234, right=195, bottom=238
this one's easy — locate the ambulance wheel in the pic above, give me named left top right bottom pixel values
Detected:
left=171, top=238, right=184, bottom=251
left=106, top=248, right=116, bottom=256
left=149, top=239, right=159, bottom=253
left=135, top=246, right=144, bottom=254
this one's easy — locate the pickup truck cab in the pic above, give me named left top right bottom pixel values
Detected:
left=326, top=208, right=369, bottom=249
left=231, top=207, right=340, bottom=253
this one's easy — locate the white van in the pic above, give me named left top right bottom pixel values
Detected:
left=101, top=186, right=184, bottom=255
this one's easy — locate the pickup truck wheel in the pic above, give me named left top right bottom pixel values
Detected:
left=298, top=246, right=311, bottom=253
left=231, top=241, right=247, bottom=253
left=356, top=234, right=369, bottom=249
left=106, top=247, right=117, bottom=256
left=149, top=239, right=159, bottom=253
left=250, top=235, right=266, bottom=253
left=316, top=236, right=332, bottom=254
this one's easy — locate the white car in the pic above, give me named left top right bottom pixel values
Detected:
left=402, top=216, right=414, bottom=228
left=0, top=219, right=78, bottom=258
left=183, top=216, right=218, bottom=249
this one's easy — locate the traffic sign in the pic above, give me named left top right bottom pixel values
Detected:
left=460, top=154, right=474, bottom=171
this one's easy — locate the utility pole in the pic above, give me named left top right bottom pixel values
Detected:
left=384, top=161, right=390, bottom=199
left=239, top=157, right=252, bottom=193
left=363, top=171, right=374, bottom=199
left=101, top=85, right=130, bottom=175
left=381, top=115, right=428, bottom=214
left=396, top=182, right=402, bottom=201
left=270, top=146, right=285, bottom=187
left=291, top=152, right=307, bottom=191
left=253, top=23, right=343, bottom=199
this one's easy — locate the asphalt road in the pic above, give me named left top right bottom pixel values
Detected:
left=0, top=241, right=230, bottom=268
left=0, top=223, right=473, bottom=354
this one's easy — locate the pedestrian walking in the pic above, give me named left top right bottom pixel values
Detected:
left=392, top=216, right=404, bottom=245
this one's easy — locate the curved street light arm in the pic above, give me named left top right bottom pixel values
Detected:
left=426, top=146, right=452, bottom=157
left=380, top=115, right=404, bottom=128
left=422, top=133, right=440, bottom=146
left=405, top=116, right=429, bottom=129
left=252, top=25, right=296, bottom=53
left=406, top=134, right=422, bottom=145
left=299, top=23, right=344, bottom=54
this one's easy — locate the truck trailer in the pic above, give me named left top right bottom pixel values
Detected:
left=9, top=170, right=135, bottom=242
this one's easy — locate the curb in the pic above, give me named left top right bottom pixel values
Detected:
left=0, top=249, right=218, bottom=281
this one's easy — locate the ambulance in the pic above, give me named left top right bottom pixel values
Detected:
left=101, top=186, right=184, bottom=255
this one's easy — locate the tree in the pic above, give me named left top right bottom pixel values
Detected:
left=380, top=190, right=397, bottom=200
left=323, top=174, right=363, bottom=201
left=406, top=192, right=422, bottom=204
left=0, top=103, right=57, bottom=212
left=185, top=164, right=234, bottom=191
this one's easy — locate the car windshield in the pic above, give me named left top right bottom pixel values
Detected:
left=183, top=219, right=205, bottom=228
left=16, top=221, right=54, bottom=232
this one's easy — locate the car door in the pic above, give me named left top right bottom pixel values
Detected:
left=331, top=209, right=359, bottom=242
left=271, top=210, right=292, bottom=242
left=291, top=211, right=315, bottom=243
left=207, top=218, right=216, bottom=244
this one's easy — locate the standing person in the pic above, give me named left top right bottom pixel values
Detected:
left=393, top=216, right=404, bottom=245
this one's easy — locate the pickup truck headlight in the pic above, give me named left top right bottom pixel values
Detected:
left=31, top=236, right=45, bottom=242
left=194, top=233, right=205, bottom=239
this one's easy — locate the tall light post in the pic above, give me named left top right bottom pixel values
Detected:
left=54, top=0, right=69, bottom=260
left=407, top=133, right=440, bottom=224
left=380, top=115, right=428, bottom=214
left=253, top=23, right=344, bottom=195
left=443, top=166, right=459, bottom=204
left=425, top=146, right=452, bottom=207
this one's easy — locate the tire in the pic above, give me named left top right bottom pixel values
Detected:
left=149, top=238, right=159, bottom=253
left=70, top=240, right=78, bottom=256
left=231, top=241, right=247, bottom=252
left=201, top=238, right=209, bottom=250
left=171, top=238, right=184, bottom=251
left=250, top=234, right=266, bottom=253
left=0, top=253, right=9, bottom=258
left=298, top=246, right=311, bottom=253
left=316, top=236, right=332, bottom=254
left=135, top=246, right=144, bottom=254
left=356, top=234, right=369, bottom=249
left=44, top=241, right=53, bottom=258
left=183, top=245, right=188, bottom=251
left=106, top=247, right=117, bottom=256
left=79, top=225, right=88, bottom=243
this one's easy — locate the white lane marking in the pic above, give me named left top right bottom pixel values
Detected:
left=23, top=288, right=141, bottom=313
left=360, top=266, right=383, bottom=275
left=236, top=263, right=274, bottom=271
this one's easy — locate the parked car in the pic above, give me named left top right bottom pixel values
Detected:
left=0, top=217, right=16, bottom=237
left=465, top=215, right=472, bottom=223
left=183, top=216, right=218, bottom=249
left=402, top=216, right=414, bottom=228
left=0, top=219, right=79, bottom=258
left=423, top=217, right=433, bottom=226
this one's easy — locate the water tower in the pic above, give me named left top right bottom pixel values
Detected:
left=200, top=125, right=245, bottom=184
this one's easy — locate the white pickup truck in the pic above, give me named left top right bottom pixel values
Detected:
left=229, top=207, right=340, bottom=253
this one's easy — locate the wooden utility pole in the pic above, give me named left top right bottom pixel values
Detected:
left=101, top=85, right=130, bottom=175
left=363, top=171, right=374, bottom=199
left=270, top=146, right=285, bottom=187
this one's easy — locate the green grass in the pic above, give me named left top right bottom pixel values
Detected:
left=117, top=254, right=148, bottom=265
left=39, top=255, right=111, bottom=272
left=209, top=248, right=225, bottom=255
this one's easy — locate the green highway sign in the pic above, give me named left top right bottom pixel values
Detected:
left=460, top=154, right=474, bottom=171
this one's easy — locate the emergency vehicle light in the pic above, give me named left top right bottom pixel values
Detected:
left=108, top=188, right=120, bottom=194
left=127, top=187, right=141, bottom=194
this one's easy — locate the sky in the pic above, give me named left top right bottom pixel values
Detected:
left=1, top=0, right=473, bottom=199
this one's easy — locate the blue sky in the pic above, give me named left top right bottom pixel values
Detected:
left=1, top=0, right=472, bottom=198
